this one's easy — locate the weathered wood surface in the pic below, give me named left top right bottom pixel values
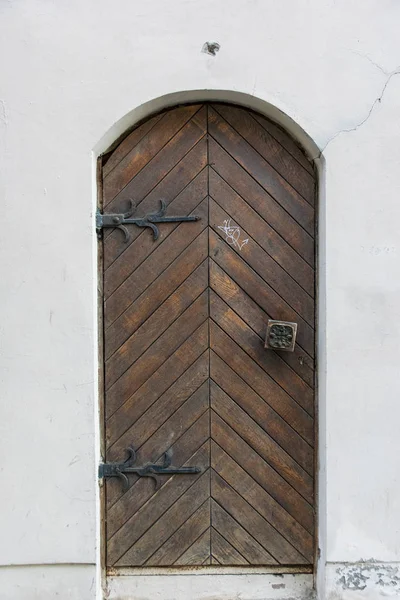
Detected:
left=102, top=103, right=316, bottom=567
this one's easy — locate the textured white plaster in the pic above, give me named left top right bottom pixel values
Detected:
left=107, top=572, right=314, bottom=600
left=0, top=565, right=96, bottom=600
left=326, top=562, right=400, bottom=599
left=323, top=74, right=400, bottom=563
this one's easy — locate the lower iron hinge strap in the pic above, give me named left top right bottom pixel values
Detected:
left=98, top=445, right=202, bottom=491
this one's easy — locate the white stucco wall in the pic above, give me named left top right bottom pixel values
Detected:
left=1, top=1, right=400, bottom=598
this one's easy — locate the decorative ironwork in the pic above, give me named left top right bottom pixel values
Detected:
left=265, top=320, right=298, bottom=352
left=96, top=199, right=200, bottom=243
left=98, top=445, right=202, bottom=491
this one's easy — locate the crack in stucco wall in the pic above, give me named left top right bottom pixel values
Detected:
left=314, top=66, right=400, bottom=159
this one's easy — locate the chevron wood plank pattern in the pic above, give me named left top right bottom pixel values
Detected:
left=104, top=137, right=208, bottom=269
left=101, top=103, right=316, bottom=568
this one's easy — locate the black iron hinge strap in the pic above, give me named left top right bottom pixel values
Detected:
left=98, top=446, right=202, bottom=491
left=96, top=199, right=200, bottom=243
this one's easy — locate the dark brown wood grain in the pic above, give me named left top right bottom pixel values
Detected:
left=105, top=228, right=208, bottom=359
left=212, top=104, right=315, bottom=204
left=107, top=411, right=210, bottom=533
left=208, top=107, right=314, bottom=235
left=210, top=381, right=313, bottom=502
left=101, top=103, right=316, bottom=568
left=105, top=165, right=208, bottom=295
left=208, top=136, right=314, bottom=266
left=209, top=229, right=315, bottom=357
left=106, top=292, right=208, bottom=417
left=103, top=113, right=164, bottom=178
left=211, top=470, right=307, bottom=564
left=147, top=500, right=210, bottom=565
left=209, top=259, right=314, bottom=387
left=211, top=441, right=313, bottom=561
left=104, top=138, right=207, bottom=270
left=210, top=320, right=313, bottom=445
left=209, top=168, right=314, bottom=295
left=211, top=411, right=314, bottom=534
left=116, top=473, right=210, bottom=566
left=211, top=527, right=248, bottom=565
left=211, top=499, right=276, bottom=565
left=106, top=260, right=208, bottom=390
left=107, top=351, right=209, bottom=450
left=210, top=199, right=314, bottom=325
left=175, top=529, right=211, bottom=565
left=105, top=197, right=208, bottom=328
left=103, top=105, right=204, bottom=206
left=210, top=291, right=314, bottom=421
left=210, top=352, right=313, bottom=473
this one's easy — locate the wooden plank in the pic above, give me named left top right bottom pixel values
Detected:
left=211, top=528, right=248, bottom=565
left=132, top=383, right=208, bottom=468
left=107, top=384, right=209, bottom=515
left=109, top=378, right=209, bottom=470
left=106, top=410, right=210, bottom=536
left=211, top=410, right=314, bottom=534
left=105, top=229, right=208, bottom=360
left=210, top=259, right=314, bottom=387
left=106, top=324, right=208, bottom=427
left=106, top=292, right=208, bottom=417
left=105, top=107, right=207, bottom=213
left=105, top=197, right=208, bottom=328
left=210, top=290, right=314, bottom=421
left=210, top=351, right=313, bottom=474
left=102, top=102, right=316, bottom=569
left=251, top=111, right=314, bottom=175
left=107, top=443, right=209, bottom=564
left=103, top=137, right=207, bottom=270
left=211, top=470, right=308, bottom=564
left=175, top=529, right=211, bottom=566
left=116, top=471, right=210, bottom=566
left=210, top=229, right=314, bottom=357
left=109, top=375, right=209, bottom=467
left=208, top=107, right=314, bottom=235
left=211, top=501, right=274, bottom=565
left=209, top=168, right=314, bottom=295
left=210, top=199, right=314, bottom=326
left=106, top=259, right=208, bottom=389
left=210, top=319, right=313, bottom=446
left=105, top=167, right=208, bottom=295
left=107, top=351, right=209, bottom=450
left=103, top=113, right=164, bottom=178
left=146, top=500, right=210, bottom=565
left=211, top=381, right=313, bottom=503
left=103, top=104, right=204, bottom=205
left=209, top=136, right=314, bottom=266
left=212, top=441, right=313, bottom=562
left=212, top=104, right=315, bottom=203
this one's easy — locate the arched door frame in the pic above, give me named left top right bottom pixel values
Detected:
left=93, top=90, right=326, bottom=597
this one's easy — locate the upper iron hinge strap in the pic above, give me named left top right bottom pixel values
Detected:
left=96, top=199, right=200, bottom=243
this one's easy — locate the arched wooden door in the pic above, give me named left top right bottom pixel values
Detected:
left=99, top=103, right=316, bottom=568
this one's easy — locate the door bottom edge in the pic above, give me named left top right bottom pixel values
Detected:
left=107, top=565, right=313, bottom=576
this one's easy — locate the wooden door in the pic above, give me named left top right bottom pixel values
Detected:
left=100, top=103, right=316, bottom=568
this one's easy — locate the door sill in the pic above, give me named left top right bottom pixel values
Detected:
left=107, top=565, right=313, bottom=576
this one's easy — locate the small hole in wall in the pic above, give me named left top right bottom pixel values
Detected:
left=202, top=41, right=220, bottom=56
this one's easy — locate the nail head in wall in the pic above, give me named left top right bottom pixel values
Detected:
left=202, top=41, right=220, bottom=56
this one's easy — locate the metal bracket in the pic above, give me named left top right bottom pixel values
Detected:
left=96, top=199, right=200, bottom=243
left=98, top=445, right=202, bottom=491
left=265, top=320, right=298, bottom=352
